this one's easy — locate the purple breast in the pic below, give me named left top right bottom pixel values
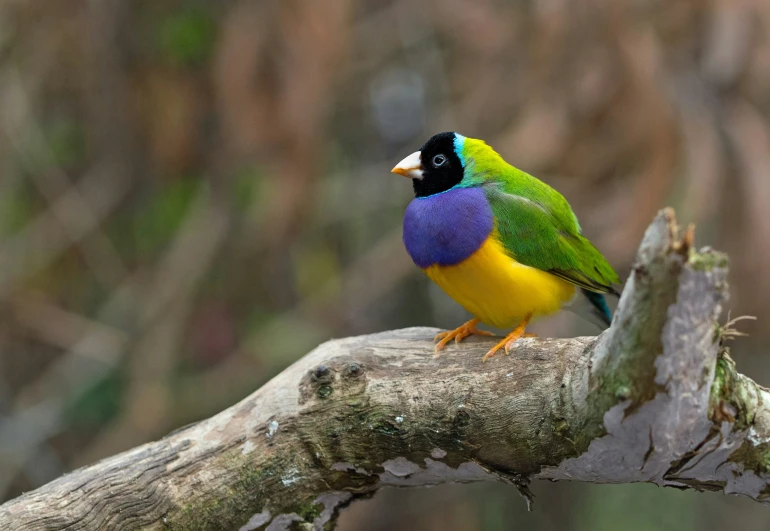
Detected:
left=403, top=187, right=494, bottom=268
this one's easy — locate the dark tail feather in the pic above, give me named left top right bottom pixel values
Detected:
left=581, top=289, right=613, bottom=329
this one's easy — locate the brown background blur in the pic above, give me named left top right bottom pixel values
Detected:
left=1, top=0, right=769, bottom=529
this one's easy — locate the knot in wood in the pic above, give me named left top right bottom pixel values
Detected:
left=343, top=362, right=364, bottom=379
left=312, top=364, right=334, bottom=384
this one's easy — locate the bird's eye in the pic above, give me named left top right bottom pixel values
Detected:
left=432, top=154, right=447, bottom=167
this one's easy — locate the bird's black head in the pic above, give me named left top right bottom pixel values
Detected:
left=392, top=132, right=465, bottom=198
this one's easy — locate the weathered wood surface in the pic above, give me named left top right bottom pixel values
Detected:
left=2, top=209, right=768, bottom=531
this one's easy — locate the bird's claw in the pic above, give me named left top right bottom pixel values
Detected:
left=433, top=319, right=491, bottom=357
left=480, top=316, right=536, bottom=362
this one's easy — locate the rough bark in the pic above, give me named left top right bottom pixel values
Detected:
left=1, top=208, right=768, bottom=531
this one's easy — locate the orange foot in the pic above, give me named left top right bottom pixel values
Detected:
left=434, top=318, right=493, bottom=357
left=482, top=314, right=535, bottom=363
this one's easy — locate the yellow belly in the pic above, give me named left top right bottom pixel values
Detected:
left=423, top=236, right=576, bottom=329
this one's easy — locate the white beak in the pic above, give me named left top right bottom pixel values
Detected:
left=391, top=151, right=423, bottom=179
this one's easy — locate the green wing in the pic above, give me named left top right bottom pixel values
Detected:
left=483, top=180, right=620, bottom=294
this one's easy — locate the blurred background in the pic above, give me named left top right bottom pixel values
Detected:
left=0, top=0, right=769, bottom=529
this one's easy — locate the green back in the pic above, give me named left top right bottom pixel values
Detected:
left=458, top=137, right=619, bottom=293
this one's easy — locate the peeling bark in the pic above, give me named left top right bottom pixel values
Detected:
left=1, top=208, right=768, bottom=531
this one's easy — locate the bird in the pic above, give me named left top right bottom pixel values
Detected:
left=392, top=132, right=620, bottom=362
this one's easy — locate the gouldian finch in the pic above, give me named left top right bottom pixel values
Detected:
left=392, top=132, right=620, bottom=362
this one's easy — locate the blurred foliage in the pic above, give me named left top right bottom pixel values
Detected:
left=157, top=7, right=217, bottom=67
left=133, top=178, right=200, bottom=257
left=1, top=0, right=770, bottom=529
left=41, top=118, right=86, bottom=171
left=0, top=181, right=35, bottom=237
left=64, top=368, right=125, bottom=429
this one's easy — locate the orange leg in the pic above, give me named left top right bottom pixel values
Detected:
left=434, top=318, right=493, bottom=357
left=482, top=314, right=535, bottom=363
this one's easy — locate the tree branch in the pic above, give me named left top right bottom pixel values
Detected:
left=2, top=208, right=768, bottom=531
